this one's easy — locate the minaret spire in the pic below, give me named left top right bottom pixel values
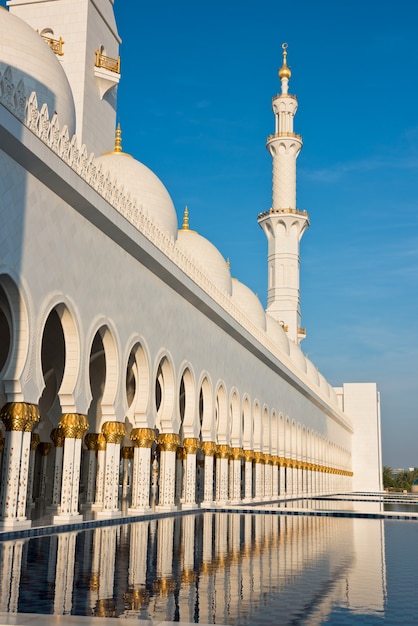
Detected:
left=258, top=44, right=309, bottom=344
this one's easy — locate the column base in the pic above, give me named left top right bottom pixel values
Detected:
left=97, top=509, right=122, bottom=519
left=53, top=513, right=83, bottom=524
left=155, top=504, right=178, bottom=512
left=128, top=506, right=150, bottom=515
left=213, top=500, right=230, bottom=506
left=200, top=500, right=215, bottom=508
left=181, top=502, right=199, bottom=510
left=242, top=497, right=254, bottom=503
left=90, top=502, right=104, bottom=510
left=0, top=518, right=31, bottom=530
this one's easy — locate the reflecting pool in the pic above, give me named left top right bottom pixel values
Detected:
left=1, top=511, right=418, bottom=625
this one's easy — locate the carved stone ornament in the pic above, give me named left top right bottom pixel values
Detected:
left=201, top=441, right=217, bottom=456
left=130, top=427, right=156, bottom=448
left=157, top=433, right=180, bottom=452
left=101, top=420, right=126, bottom=444
left=183, top=437, right=200, bottom=455
left=50, top=427, right=65, bottom=448
left=59, top=413, right=89, bottom=439
left=0, top=402, right=40, bottom=432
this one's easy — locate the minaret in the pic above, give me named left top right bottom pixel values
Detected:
left=7, top=0, right=121, bottom=156
left=258, top=43, right=309, bottom=344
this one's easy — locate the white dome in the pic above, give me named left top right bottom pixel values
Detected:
left=265, top=314, right=290, bottom=355
left=288, top=340, right=307, bottom=374
left=0, top=9, right=75, bottom=134
left=318, top=372, right=331, bottom=397
left=177, top=228, right=232, bottom=295
left=95, top=152, right=178, bottom=240
left=305, top=357, right=320, bottom=386
left=231, top=279, right=266, bottom=330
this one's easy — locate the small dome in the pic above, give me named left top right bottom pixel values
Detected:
left=95, top=150, right=178, bottom=240
left=231, top=279, right=266, bottom=331
left=288, top=340, right=307, bottom=374
left=318, top=372, right=331, bottom=397
left=0, top=9, right=75, bottom=134
left=265, top=314, right=290, bottom=355
left=177, top=223, right=232, bottom=295
left=305, top=357, right=320, bottom=386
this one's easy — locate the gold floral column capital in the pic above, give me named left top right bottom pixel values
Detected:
left=30, top=432, right=40, bottom=450
left=50, top=427, right=65, bottom=448
left=254, top=452, right=265, bottom=464
left=130, top=427, right=156, bottom=448
left=101, top=420, right=126, bottom=444
left=157, top=432, right=180, bottom=452
left=121, top=446, right=134, bottom=460
left=243, top=449, right=254, bottom=462
left=84, top=432, right=100, bottom=451
left=0, top=402, right=40, bottom=432
left=216, top=444, right=231, bottom=459
left=230, top=447, right=243, bottom=460
left=272, top=455, right=280, bottom=466
left=38, top=442, right=52, bottom=456
left=201, top=441, right=217, bottom=456
left=183, top=437, right=200, bottom=454
left=59, top=413, right=89, bottom=439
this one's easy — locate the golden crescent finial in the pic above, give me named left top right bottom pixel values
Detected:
left=182, top=206, right=189, bottom=230
left=114, top=123, right=122, bottom=153
left=279, top=42, right=291, bottom=80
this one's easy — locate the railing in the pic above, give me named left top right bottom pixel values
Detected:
left=41, top=35, right=64, bottom=56
left=258, top=207, right=309, bottom=220
left=95, top=51, right=121, bottom=74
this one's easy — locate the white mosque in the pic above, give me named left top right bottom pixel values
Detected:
left=0, top=0, right=382, bottom=530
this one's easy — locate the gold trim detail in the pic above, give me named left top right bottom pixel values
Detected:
left=131, top=427, right=156, bottom=448
left=243, top=449, right=254, bottom=461
left=0, top=402, right=40, bottom=432
left=183, top=437, right=200, bottom=454
left=101, top=421, right=126, bottom=444
left=230, top=447, right=243, bottom=460
left=254, top=452, right=265, bottom=464
left=41, top=34, right=64, bottom=56
left=216, top=444, right=231, bottom=459
left=59, top=414, right=89, bottom=439
left=84, top=432, right=100, bottom=451
left=157, top=433, right=180, bottom=452
left=201, top=441, right=217, bottom=456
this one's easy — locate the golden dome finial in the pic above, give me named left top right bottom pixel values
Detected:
left=278, top=42, right=291, bottom=80
left=114, top=123, right=122, bottom=153
left=182, top=206, right=189, bottom=231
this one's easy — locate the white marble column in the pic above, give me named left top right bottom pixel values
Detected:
left=0, top=402, right=40, bottom=529
left=121, top=446, right=133, bottom=498
left=93, top=434, right=107, bottom=509
left=243, top=450, right=254, bottom=502
left=54, top=531, right=77, bottom=614
left=53, top=414, right=89, bottom=523
left=253, top=452, right=264, bottom=500
left=83, top=432, right=100, bottom=506
left=201, top=441, right=217, bottom=506
left=230, top=448, right=243, bottom=503
left=97, top=421, right=126, bottom=519
left=156, top=433, right=180, bottom=511
left=37, top=441, right=52, bottom=501
left=49, top=428, right=65, bottom=510
left=0, top=538, right=24, bottom=612
left=129, top=428, right=155, bottom=514
left=272, top=457, right=279, bottom=497
left=182, top=438, right=199, bottom=509
left=279, top=460, right=286, bottom=496
left=264, top=456, right=273, bottom=500
left=26, top=432, right=40, bottom=508
left=215, top=445, right=230, bottom=504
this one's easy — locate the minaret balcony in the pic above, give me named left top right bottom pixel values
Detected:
left=95, top=51, right=121, bottom=74
left=297, top=327, right=307, bottom=340
left=39, top=34, right=64, bottom=56
left=258, top=207, right=309, bottom=220
left=267, top=131, right=302, bottom=142
left=272, top=93, right=297, bottom=102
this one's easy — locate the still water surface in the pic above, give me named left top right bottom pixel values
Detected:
left=1, top=511, right=418, bottom=625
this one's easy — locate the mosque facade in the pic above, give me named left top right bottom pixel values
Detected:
left=0, top=0, right=382, bottom=529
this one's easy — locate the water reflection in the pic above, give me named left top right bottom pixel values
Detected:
left=0, top=511, right=413, bottom=624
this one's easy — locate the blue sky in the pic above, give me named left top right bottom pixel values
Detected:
left=113, top=0, right=417, bottom=469
left=3, top=0, right=417, bottom=467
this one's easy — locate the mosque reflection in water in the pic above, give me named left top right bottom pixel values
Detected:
left=0, top=512, right=387, bottom=624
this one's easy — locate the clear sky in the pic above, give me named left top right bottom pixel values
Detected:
left=3, top=0, right=417, bottom=468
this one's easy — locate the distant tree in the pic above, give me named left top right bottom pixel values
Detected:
left=383, top=465, right=394, bottom=489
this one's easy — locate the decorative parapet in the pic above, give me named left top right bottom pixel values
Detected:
left=95, top=50, right=120, bottom=74
left=41, top=34, right=64, bottom=56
